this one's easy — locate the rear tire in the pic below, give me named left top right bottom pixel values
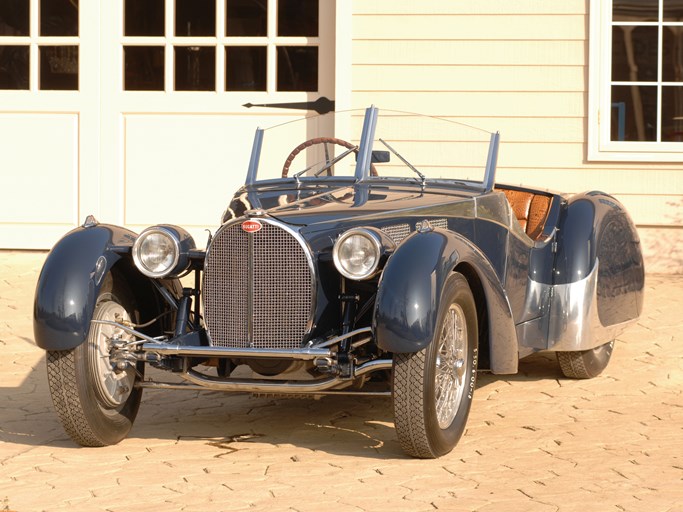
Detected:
left=392, top=272, right=478, bottom=458
left=556, top=340, right=614, bottom=379
left=46, top=279, right=143, bottom=446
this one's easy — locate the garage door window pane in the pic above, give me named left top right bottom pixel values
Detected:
left=226, top=46, right=266, bottom=90
left=0, top=0, right=29, bottom=36
left=226, top=0, right=267, bottom=36
left=125, top=0, right=164, bottom=37
left=277, top=0, right=317, bottom=36
left=176, top=0, right=215, bottom=36
left=40, top=0, right=78, bottom=37
left=277, top=46, right=317, bottom=91
left=175, top=46, right=215, bottom=90
left=0, top=45, right=29, bottom=89
left=124, top=46, right=164, bottom=90
left=40, top=45, right=78, bottom=90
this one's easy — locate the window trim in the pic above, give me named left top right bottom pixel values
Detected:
left=588, top=0, right=683, bottom=162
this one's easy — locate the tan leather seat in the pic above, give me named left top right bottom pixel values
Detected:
left=498, top=188, right=551, bottom=241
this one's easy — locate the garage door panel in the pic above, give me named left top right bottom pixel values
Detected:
left=0, top=114, right=78, bottom=247
left=123, top=114, right=287, bottom=230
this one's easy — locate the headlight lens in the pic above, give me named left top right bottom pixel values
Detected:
left=333, top=229, right=382, bottom=280
left=133, top=228, right=180, bottom=278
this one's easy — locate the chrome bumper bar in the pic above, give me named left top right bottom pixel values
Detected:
left=135, top=359, right=393, bottom=395
left=91, top=321, right=372, bottom=361
left=140, top=343, right=333, bottom=360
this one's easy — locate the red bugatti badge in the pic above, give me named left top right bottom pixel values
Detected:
left=241, top=219, right=262, bottom=233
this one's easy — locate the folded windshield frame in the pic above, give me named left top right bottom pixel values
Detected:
left=245, top=105, right=499, bottom=192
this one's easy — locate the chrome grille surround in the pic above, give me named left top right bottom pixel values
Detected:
left=203, top=218, right=315, bottom=349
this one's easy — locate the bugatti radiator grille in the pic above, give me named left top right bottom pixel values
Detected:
left=203, top=220, right=313, bottom=349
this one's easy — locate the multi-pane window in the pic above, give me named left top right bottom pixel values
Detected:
left=123, top=0, right=320, bottom=92
left=0, top=0, right=79, bottom=90
left=611, top=0, right=683, bottom=142
left=590, top=0, right=683, bottom=160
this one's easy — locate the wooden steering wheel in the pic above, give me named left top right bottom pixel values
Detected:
left=281, top=137, right=378, bottom=178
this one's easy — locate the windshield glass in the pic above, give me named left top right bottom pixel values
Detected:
left=369, top=110, right=494, bottom=185
left=248, top=107, right=496, bottom=187
left=252, top=109, right=362, bottom=182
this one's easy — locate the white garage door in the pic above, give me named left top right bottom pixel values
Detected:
left=0, top=0, right=336, bottom=249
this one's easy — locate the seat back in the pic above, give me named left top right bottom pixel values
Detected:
left=498, top=188, right=551, bottom=241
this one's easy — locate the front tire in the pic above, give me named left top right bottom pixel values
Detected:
left=392, top=272, right=478, bottom=458
left=556, top=340, right=614, bottom=379
left=46, top=281, right=143, bottom=446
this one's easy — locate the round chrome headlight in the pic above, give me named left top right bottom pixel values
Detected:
left=133, top=226, right=188, bottom=278
left=333, top=228, right=383, bottom=280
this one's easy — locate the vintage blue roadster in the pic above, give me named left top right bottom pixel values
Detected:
left=34, top=106, right=644, bottom=458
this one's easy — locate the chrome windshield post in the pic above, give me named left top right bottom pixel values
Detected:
left=245, top=127, right=265, bottom=185
left=355, top=105, right=379, bottom=182
left=483, top=131, right=500, bottom=192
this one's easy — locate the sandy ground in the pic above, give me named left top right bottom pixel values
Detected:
left=1, top=251, right=681, bottom=512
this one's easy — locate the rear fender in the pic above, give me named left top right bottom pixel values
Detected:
left=373, top=229, right=519, bottom=374
left=34, top=224, right=159, bottom=351
left=554, top=192, right=645, bottom=325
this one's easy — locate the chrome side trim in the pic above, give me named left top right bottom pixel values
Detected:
left=517, top=259, right=629, bottom=352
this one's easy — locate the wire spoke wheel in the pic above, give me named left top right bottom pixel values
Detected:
left=46, top=278, right=144, bottom=447
left=392, top=272, right=478, bottom=458
left=434, top=303, right=468, bottom=429
left=88, top=300, right=136, bottom=407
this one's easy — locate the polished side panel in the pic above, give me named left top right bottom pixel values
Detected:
left=553, top=192, right=644, bottom=326
left=374, top=229, right=518, bottom=375
left=593, top=197, right=645, bottom=325
left=517, top=260, right=635, bottom=352
left=517, top=192, right=644, bottom=351
left=33, top=225, right=137, bottom=351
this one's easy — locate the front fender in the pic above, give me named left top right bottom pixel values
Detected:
left=373, top=229, right=519, bottom=374
left=33, top=224, right=138, bottom=351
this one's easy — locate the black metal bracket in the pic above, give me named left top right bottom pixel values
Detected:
left=243, top=96, right=335, bottom=115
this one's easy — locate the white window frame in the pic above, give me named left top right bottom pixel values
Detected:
left=588, top=0, right=683, bottom=162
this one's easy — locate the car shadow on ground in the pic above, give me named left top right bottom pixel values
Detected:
left=1, top=349, right=564, bottom=459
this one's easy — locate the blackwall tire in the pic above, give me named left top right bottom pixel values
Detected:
left=392, top=272, right=478, bottom=459
left=46, top=281, right=143, bottom=447
left=556, top=340, right=614, bottom=379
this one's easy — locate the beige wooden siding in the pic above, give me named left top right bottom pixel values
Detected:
left=351, top=1, right=683, bottom=273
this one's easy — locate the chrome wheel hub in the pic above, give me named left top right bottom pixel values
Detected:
left=435, top=303, right=468, bottom=429
left=88, top=300, right=136, bottom=407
